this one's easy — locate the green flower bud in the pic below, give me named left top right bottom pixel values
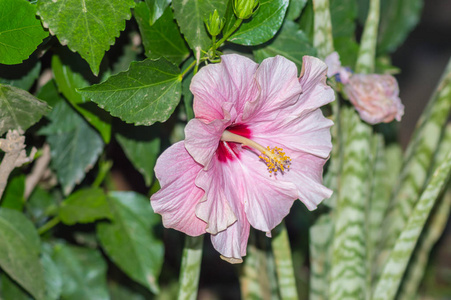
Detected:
left=205, top=9, right=224, bottom=37
left=233, top=0, right=259, bottom=19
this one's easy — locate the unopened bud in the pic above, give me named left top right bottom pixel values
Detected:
left=233, top=0, right=259, bottom=20
left=205, top=9, right=224, bottom=37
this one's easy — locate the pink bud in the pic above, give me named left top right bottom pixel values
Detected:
left=344, top=74, right=404, bottom=124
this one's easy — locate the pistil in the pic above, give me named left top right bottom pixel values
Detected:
left=220, top=130, right=291, bottom=175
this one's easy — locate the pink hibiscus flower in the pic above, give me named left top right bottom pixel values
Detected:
left=151, top=54, right=334, bottom=263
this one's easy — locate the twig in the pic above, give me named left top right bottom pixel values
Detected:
left=24, top=143, right=51, bottom=199
left=0, top=130, right=36, bottom=200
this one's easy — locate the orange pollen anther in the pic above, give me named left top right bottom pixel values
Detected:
left=220, top=130, right=291, bottom=175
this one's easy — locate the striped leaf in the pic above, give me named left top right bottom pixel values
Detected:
left=177, top=235, right=203, bottom=300
left=312, top=0, right=334, bottom=59
left=376, top=58, right=451, bottom=273
left=272, top=222, right=299, bottom=300
left=241, top=244, right=273, bottom=300
left=368, top=141, right=403, bottom=269
left=372, top=150, right=451, bottom=300
left=397, top=125, right=451, bottom=300
left=309, top=214, right=334, bottom=300
left=355, top=0, right=380, bottom=74
left=330, top=107, right=372, bottom=300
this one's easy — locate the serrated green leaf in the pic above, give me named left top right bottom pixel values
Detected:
left=51, top=52, right=112, bottom=143
left=253, top=20, right=316, bottom=69
left=36, top=80, right=61, bottom=108
left=373, top=151, right=451, bottom=300
left=39, top=97, right=104, bottom=195
left=115, top=123, right=160, bottom=186
left=41, top=249, right=62, bottom=300
left=51, top=243, right=109, bottom=300
left=0, top=208, right=45, bottom=300
left=37, top=0, right=135, bottom=75
left=97, top=191, right=164, bottom=294
left=1, top=174, right=25, bottom=211
left=145, top=0, right=171, bottom=25
left=59, top=188, right=112, bottom=225
left=377, top=0, right=423, bottom=54
left=0, top=59, right=41, bottom=91
left=286, top=0, right=307, bottom=21
left=330, top=107, right=372, bottom=300
left=0, top=0, right=47, bottom=64
left=0, top=84, right=50, bottom=136
left=181, top=57, right=195, bottom=121
left=172, top=0, right=227, bottom=58
left=135, top=3, right=189, bottom=65
left=26, top=186, right=58, bottom=225
left=228, top=0, right=289, bottom=46
left=79, top=58, right=182, bottom=126
left=0, top=273, right=32, bottom=300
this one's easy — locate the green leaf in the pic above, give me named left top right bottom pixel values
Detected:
left=0, top=208, right=45, bottom=300
left=26, top=186, right=58, bottom=225
left=97, top=191, right=164, bottom=294
left=377, top=0, right=423, bottom=54
left=135, top=3, right=190, bottom=65
left=228, top=0, right=289, bottom=46
left=79, top=58, right=182, bottom=126
left=1, top=174, right=25, bottom=211
left=51, top=243, right=109, bottom=300
left=172, top=0, right=227, bottom=57
left=286, top=0, right=307, bottom=21
left=330, top=0, right=359, bottom=66
left=0, top=273, right=32, bottom=300
left=354, top=0, right=378, bottom=73
left=59, top=188, right=112, bottom=225
left=0, top=0, right=47, bottom=64
left=51, top=52, right=112, bottom=143
left=145, top=0, right=171, bottom=25
left=39, top=97, right=104, bottom=195
left=37, top=0, right=135, bottom=75
left=0, top=84, right=50, bottom=136
left=330, top=107, right=372, bottom=300
left=372, top=151, right=451, bottom=300
left=41, top=248, right=63, bottom=300
left=115, top=123, right=160, bottom=186
left=0, top=59, right=41, bottom=91
left=253, top=20, right=316, bottom=69
left=181, top=57, right=195, bottom=121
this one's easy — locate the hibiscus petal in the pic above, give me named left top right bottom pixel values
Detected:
left=235, top=150, right=299, bottom=235
left=243, top=55, right=303, bottom=122
left=250, top=109, right=333, bottom=159
left=150, top=141, right=206, bottom=236
left=285, top=152, right=333, bottom=210
left=190, top=54, right=259, bottom=123
left=195, top=156, right=252, bottom=262
left=297, top=56, right=335, bottom=114
left=185, top=118, right=229, bottom=168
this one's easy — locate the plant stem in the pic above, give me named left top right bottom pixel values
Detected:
left=38, top=216, right=60, bottom=235
left=180, top=59, right=197, bottom=78
left=92, top=159, right=112, bottom=188
left=215, top=18, right=243, bottom=48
